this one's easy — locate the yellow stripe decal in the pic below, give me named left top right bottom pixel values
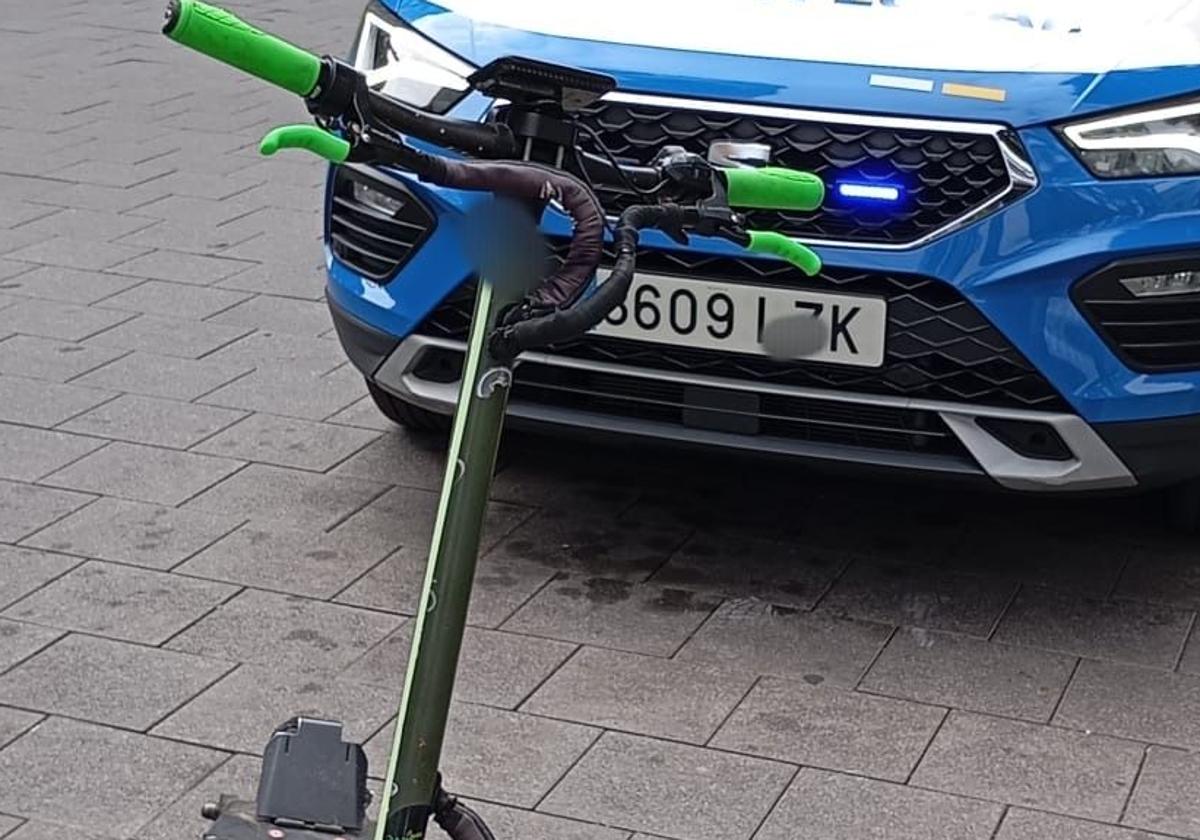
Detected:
left=941, top=82, right=1007, bottom=102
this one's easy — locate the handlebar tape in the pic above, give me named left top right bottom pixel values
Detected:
left=491, top=204, right=687, bottom=362
left=162, top=0, right=322, bottom=97
left=724, top=167, right=826, bottom=212
left=259, top=125, right=350, bottom=163
left=746, top=230, right=822, bottom=276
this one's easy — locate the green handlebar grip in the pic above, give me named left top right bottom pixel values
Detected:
left=260, top=125, right=350, bottom=163
left=746, top=231, right=822, bottom=276
left=163, top=0, right=322, bottom=97
left=724, top=167, right=826, bottom=212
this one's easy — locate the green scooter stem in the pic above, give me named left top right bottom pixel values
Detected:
left=375, top=278, right=520, bottom=840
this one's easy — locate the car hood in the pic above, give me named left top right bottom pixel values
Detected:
left=384, top=0, right=1200, bottom=127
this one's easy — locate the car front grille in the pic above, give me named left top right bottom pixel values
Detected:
left=327, top=166, right=435, bottom=281
left=573, top=97, right=1023, bottom=246
left=417, top=244, right=1068, bottom=412
left=1073, top=259, right=1200, bottom=372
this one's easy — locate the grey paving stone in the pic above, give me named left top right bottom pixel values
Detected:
left=72, top=351, right=251, bottom=401
left=337, top=484, right=529, bottom=556
left=3, top=561, right=236, bottom=644
left=117, top=219, right=258, bottom=255
left=108, top=249, right=255, bottom=287
left=208, top=295, right=333, bottom=336
left=540, top=731, right=793, bottom=839
left=0, top=815, right=20, bottom=839
left=337, top=544, right=556, bottom=628
left=0, top=228, right=53, bottom=259
left=0, top=481, right=93, bottom=543
left=324, top=396, right=396, bottom=432
left=168, top=589, right=400, bottom=670
left=215, top=260, right=326, bottom=301
left=1116, top=550, right=1200, bottom=610
left=524, top=646, right=754, bottom=743
left=0, top=423, right=104, bottom=482
left=0, top=298, right=135, bottom=342
left=0, top=619, right=63, bottom=673
left=0, top=544, right=81, bottom=609
left=343, top=623, right=573, bottom=709
left=100, top=280, right=252, bottom=320
left=0, top=335, right=125, bottom=382
left=199, top=365, right=368, bottom=421
left=1123, top=747, right=1200, bottom=838
left=328, top=430, right=446, bottom=489
left=152, top=663, right=397, bottom=753
left=368, top=702, right=599, bottom=807
left=17, top=207, right=156, bottom=242
left=0, top=265, right=141, bottom=304
left=487, top=459, right=639, bottom=515
left=675, top=599, right=892, bottom=687
left=502, top=575, right=719, bottom=657
left=993, top=588, right=1193, bottom=669
left=192, top=412, right=379, bottom=471
left=0, top=199, right=58, bottom=229
left=58, top=394, right=245, bottom=449
left=50, top=159, right=174, bottom=189
left=0, top=717, right=223, bottom=837
left=42, top=441, right=244, bottom=506
left=1056, top=660, right=1200, bottom=749
left=489, top=508, right=691, bottom=582
left=998, top=809, right=1172, bottom=840
left=24, top=497, right=243, bottom=570
left=756, top=768, right=1003, bottom=840
left=0, top=706, right=41, bottom=749
left=911, top=711, right=1145, bottom=821
left=203, top=330, right=346, bottom=376
left=85, top=314, right=251, bottom=358
left=0, top=375, right=113, bottom=427
left=185, top=464, right=387, bottom=528
left=653, top=530, right=848, bottom=609
left=819, top=560, right=1016, bottom=637
left=0, top=634, right=232, bottom=730
left=861, top=628, right=1077, bottom=722
left=429, top=800, right=628, bottom=840
left=26, top=181, right=171, bottom=215
left=5, top=236, right=151, bottom=271
left=176, top=520, right=397, bottom=598
left=712, top=676, right=945, bottom=781
left=133, top=754, right=261, bottom=840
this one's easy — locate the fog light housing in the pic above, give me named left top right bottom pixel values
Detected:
left=976, top=417, right=1073, bottom=462
left=1120, top=271, right=1200, bottom=298
left=352, top=181, right=406, bottom=218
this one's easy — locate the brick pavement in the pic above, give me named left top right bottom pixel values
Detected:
left=1, top=2, right=1199, bottom=838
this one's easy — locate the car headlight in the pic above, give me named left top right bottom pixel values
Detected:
left=352, top=8, right=473, bottom=114
left=1060, top=100, right=1200, bottom=178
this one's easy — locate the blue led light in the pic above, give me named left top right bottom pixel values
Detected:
left=837, top=182, right=903, bottom=202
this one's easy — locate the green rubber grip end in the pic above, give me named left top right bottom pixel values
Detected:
left=163, top=0, right=322, bottom=97
left=746, top=231, right=822, bottom=276
left=725, top=167, right=826, bottom=212
left=260, top=125, right=350, bottom=163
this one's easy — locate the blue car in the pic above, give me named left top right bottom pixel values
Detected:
left=324, top=1, right=1200, bottom=524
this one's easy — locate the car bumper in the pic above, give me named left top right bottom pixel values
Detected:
left=331, top=297, right=1200, bottom=492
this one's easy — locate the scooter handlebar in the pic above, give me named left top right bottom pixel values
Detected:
left=724, top=167, right=826, bottom=212
left=163, top=0, right=322, bottom=97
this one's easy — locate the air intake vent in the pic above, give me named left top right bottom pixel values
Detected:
left=328, top=167, right=435, bottom=281
left=1073, top=255, right=1200, bottom=372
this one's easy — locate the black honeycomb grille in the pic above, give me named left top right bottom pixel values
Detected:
left=575, top=99, right=1016, bottom=244
left=418, top=245, right=1067, bottom=412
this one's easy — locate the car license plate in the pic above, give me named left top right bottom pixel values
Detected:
left=591, top=273, right=888, bottom=368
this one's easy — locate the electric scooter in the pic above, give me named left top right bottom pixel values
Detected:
left=160, top=3, right=826, bottom=839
